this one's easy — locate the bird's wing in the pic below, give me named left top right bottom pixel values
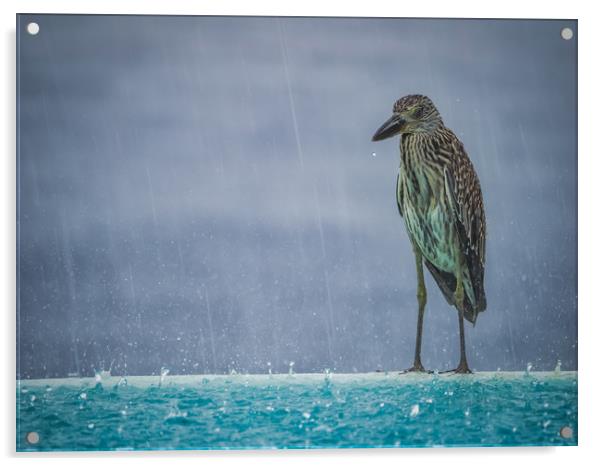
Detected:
left=443, top=139, right=487, bottom=312
left=395, top=170, right=403, bottom=217
left=443, top=144, right=486, bottom=265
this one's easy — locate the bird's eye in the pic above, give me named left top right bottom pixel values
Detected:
left=413, top=107, right=424, bottom=119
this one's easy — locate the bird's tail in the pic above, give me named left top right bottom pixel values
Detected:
left=423, top=259, right=486, bottom=324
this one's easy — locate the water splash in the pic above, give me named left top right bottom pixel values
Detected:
left=94, top=370, right=112, bottom=388
left=94, top=370, right=111, bottom=383
left=164, top=400, right=188, bottom=421
left=288, top=361, right=295, bottom=376
left=159, top=367, right=170, bottom=386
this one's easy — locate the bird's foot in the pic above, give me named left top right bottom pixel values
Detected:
left=442, top=363, right=472, bottom=374
left=399, top=364, right=433, bottom=374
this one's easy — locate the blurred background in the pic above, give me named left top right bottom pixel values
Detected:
left=17, top=15, right=577, bottom=378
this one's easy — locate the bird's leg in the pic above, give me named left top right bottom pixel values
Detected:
left=454, top=307, right=472, bottom=373
left=451, top=273, right=472, bottom=374
left=400, top=247, right=431, bottom=374
left=453, top=268, right=464, bottom=309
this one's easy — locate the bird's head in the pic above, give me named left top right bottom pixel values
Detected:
left=371, top=94, right=443, bottom=141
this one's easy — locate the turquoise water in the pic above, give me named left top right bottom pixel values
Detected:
left=17, top=372, right=577, bottom=451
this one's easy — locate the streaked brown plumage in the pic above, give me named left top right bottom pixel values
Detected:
left=372, top=94, right=486, bottom=373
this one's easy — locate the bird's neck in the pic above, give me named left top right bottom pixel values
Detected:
left=414, top=115, right=444, bottom=134
left=399, top=126, right=449, bottom=166
left=402, top=125, right=448, bottom=146
left=401, top=130, right=436, bottom=151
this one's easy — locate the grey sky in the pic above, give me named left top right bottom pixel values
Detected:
left=17, top=15, right=577, bottom=378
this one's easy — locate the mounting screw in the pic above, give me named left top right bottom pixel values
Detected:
left=26, top=22, right=40, bottom=36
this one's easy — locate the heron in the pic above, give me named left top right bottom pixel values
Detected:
left=372, top=94, right=486, bottom=374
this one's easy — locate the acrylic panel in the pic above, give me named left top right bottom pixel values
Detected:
left=16, top=14, right=577, bottom=451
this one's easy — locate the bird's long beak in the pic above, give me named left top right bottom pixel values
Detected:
left=371, top=114, right=405, bottom=141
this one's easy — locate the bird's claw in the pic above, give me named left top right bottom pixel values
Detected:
left=442, top=364, right=473, bottom=374
left=399, top=365, right=433, bottom=374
